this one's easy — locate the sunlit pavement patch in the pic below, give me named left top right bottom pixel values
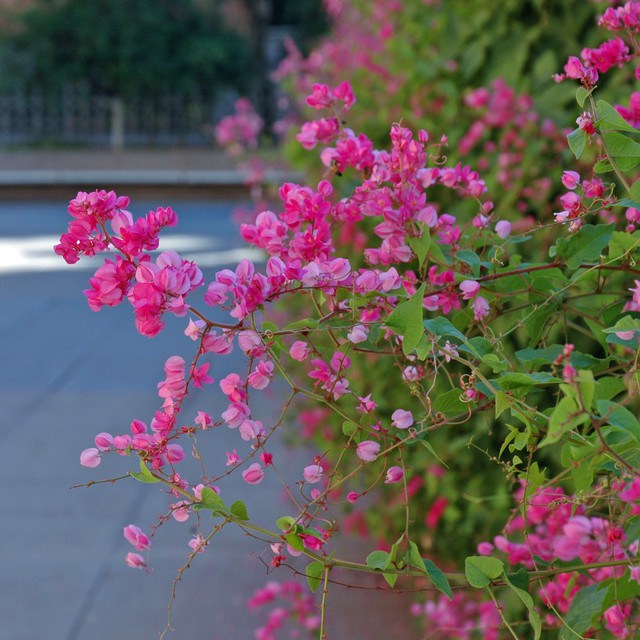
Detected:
left=0, top=234, right=264, bottom=274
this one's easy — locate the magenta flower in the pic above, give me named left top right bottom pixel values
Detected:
left=384, top=466, right=404, bottom=484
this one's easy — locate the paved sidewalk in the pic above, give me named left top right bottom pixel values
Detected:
left=0, top=148, right=301, bottom=199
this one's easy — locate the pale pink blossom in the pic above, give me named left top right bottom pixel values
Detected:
left=125, top=552, right=146, bottom=569
left=495, top=220, right=512, bottom=238
left=188, top=534, right=207, bottom=554
left=347, top=324, right=369, bottom=343
left=356, top=440, right=380, bottom=462
left=242, top=463, right=265, bottom=485
left=80, top=447, right=101, bottom=467
left=303, top=464, right=324, bottom=484
left=391, top=409, right=414, bottom=429
left=123, top=524, right=150, bottom=551
left=290, top=340, right=310, bottom=361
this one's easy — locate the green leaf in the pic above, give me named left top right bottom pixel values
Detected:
left=595, top=376, right=625, bottom=402
left=523, top=304, right=557, bottom=347
left=415, top=335, right=433, bottom=361
left=572, top=460, right=595, bottom=493
left=408, top=228, right=431, bottom=268
left=506, top=567, right=529, bottom=591
left=423, top=316, right=467, bottom=345
left=366, top=550, right=390, bottom=571
left=515, top=345, right=562, bottom=366
left=283, top=317, right=319, bottom=331
left=342, top=421, right=357, bottom=436
left=229, top=500, right=249, bottom=521
left=576, top=86, right=589, bottom=108
left=482, top=353, right=508, bottom=373
left=464, top=555, right=504, bottom=588
left=630, top=177, right=640, bottom=204
left=366, top=549, right=398, bottom=587
left=386, top=283, right=426, bottom=355
left=456, top=249, right=482, bottom=277
left=305, top=561, right=325, bottom=592
left=601, top=130, right=640, bottom=172
left=563, top=583, right=607, bottom=638
left=596, top=99, right=639, bottom=133
left=554, top=223, right=615, bottom=270
left=593, top=158, right=614, bottom=173
left=495, top=391, right=514, bottom=419
left=505, top=574, right=541, bottom=640
left=494, top=371, right=559, bottom=390
left=597, top=400, right=640, bottom=443
left=609, top=229, right=640, bottom=261
left=285, top=532, right=304, bottom=552
left=417, top=437, right=448, bottom=468
left=276, top=516, right=296, bottom=531
left=577, top=369, right=596, bottom=410
left=130, top=460, right=160, bottom=483
left=198, top=487, right=227, bottom=513
left=433, top=389, right=467, bottom=417
left=422, top=557, right=453, bottom=599
left=539, top=395, right=587, bottom=447
left=567, top=127, right=587, bottom=159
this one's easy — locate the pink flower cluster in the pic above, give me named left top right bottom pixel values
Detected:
left=54, top=191, right=202, bottom=337
left=248, top=580, right=320, bottom=640
left=214, top=97, right=264, bottom=156
left=554, top=171, right=607, bottom=232
left=411, top=593, right=501, bottom=640
left=479, top=485, right=640, bottom=637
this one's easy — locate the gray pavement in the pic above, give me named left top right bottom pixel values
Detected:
left=0, top=190, right=416, bottom=640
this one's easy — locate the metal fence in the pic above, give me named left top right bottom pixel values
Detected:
left=0, top=84, right=239, bottom=147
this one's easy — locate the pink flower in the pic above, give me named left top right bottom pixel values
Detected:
left=94, top=432, right=113, bottom=451
left=242, top=463, right=265, bottom=485
left=459, top=280, right=480, bottom=300
left=171, top=501, right=190, bottom=522
left=290, top=340, right=310, bottom=361
left=472, top=296, right=490, bottom=321
left=188, top=534, right=207, bottom=554
left=226, top=450, right=240, bottom=467
left=248, top=359, right=274, bottom=389
left=303, top=464, right=324, bottom=484
left=391, top=409, right=414, bottom=429
left=125, top=552, right=146, bottom=569
left=80, top=447, right=101, bottom=468
left=384, top=466, right=404, bottom=484
left=356, top=440, right=380, bottom=462
left=123, top=524, right=150, bottom=551
left=495, top=220, right=512, bottom=238
left=347, top=491, right=359, bottom=503
left=561, top=170, right=581, bottom=190
left=347, top=324, right=369, bottom=343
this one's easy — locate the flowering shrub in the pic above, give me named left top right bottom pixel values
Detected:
left=54, top=2, right=640, bottom=639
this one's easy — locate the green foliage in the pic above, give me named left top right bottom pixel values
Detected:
left=1, top=0, right=252, bottom=98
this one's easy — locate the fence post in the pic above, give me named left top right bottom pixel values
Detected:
left=110, top=96, right=125, bottom=149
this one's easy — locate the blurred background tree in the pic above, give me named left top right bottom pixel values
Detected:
left=0, top=0, right=253, bottom=99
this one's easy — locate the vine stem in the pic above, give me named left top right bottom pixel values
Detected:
left=487, top=586, right=519, bottom=640
left=319, top=564, right=330, bottom=640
